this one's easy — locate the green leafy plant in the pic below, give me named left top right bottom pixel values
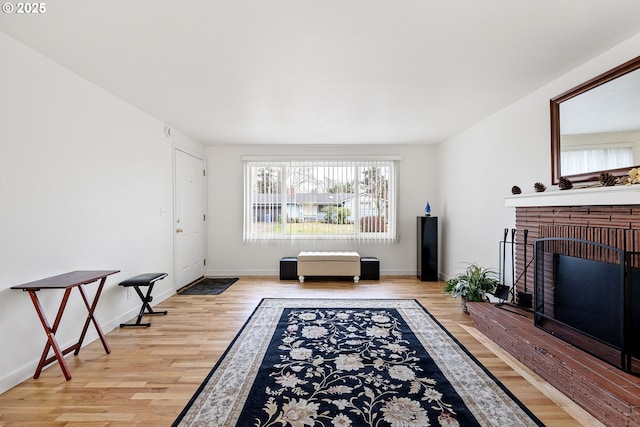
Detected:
left=444, top=263, right=500, bottom=311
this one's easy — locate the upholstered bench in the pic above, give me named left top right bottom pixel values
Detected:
left=297, top=251, right=361, bottom=283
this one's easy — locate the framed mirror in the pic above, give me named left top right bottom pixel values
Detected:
left=551, top=55, right=640, bottom=184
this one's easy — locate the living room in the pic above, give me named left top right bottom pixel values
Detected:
left=2, top=2, right=640, bottom=424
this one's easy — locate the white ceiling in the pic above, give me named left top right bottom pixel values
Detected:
left=2, top=1, right=640, bottom=146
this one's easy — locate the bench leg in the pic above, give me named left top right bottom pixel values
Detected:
left=354, top=276, right=359, bottom=284
left=120, top=284, right=168, bottom=328
left=299, top=275, right=305, bottom=283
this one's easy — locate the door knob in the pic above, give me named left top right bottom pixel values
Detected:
left=176, top=228, right=184, bottom=233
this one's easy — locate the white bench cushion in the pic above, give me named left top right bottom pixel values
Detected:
left=297, top=251, right=361, bottom=279
left=297, top=251, right=360, bottom=262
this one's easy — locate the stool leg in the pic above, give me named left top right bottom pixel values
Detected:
left=120, top=284, right=168, bottom=328
left=140, top=284, right=168, bottom=316
left=120, top=285, right=151, bottom=328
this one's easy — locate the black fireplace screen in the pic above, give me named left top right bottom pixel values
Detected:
left=534, top=237, right=640, bottom=375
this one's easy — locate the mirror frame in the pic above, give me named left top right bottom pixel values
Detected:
left=551, top=54, right=640, bottom=185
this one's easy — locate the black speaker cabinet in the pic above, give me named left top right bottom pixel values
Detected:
left=360, top=257, right=380, bottom=280
left=417, top=216, right=438, bottom=281
left=280, top=257, right=298, bottom=280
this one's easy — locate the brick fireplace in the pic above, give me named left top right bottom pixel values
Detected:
left=514, top=204, right=640, bottom=300
left=468, top=186, right=640, bottom=426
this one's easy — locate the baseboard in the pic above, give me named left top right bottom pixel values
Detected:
left=0, top=287, right=176, bottom=395
left=206, top=269, right=421, bottom=277
left=205, top=268, right=274, bottom=277
left=0, top=363, right=37, bottom=395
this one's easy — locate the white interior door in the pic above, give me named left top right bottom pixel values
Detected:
left=174, top=149, right=205, bottom=288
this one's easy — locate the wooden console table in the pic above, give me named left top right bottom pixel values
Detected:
left=11, top=270, right=119, bottom=380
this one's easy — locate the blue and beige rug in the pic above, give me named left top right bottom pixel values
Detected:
left=173, top=299, right=543, bottom=427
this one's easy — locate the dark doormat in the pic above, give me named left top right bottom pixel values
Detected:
left=178, top=277, right=238, bottom=295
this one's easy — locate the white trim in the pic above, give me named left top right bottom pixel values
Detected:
left=243, top=159, right=398, bottom=243
left=205, top=268, right=415, bottom=277
left=241, top=154, right=402, bottom=161
left=504, top=184, right=640, bottom=207
left=173, top=148, right=207, bottom=289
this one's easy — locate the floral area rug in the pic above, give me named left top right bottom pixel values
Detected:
left=172, top=299, right=543, bottom=427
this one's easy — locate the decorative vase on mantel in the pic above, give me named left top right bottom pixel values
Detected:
left=425, top=202, right=431, bottom=216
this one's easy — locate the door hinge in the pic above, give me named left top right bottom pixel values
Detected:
left=203, top=169, right=206, bottom=176
left=204, top=259, right=206, bottom=266
left=204, top=214, right=206, bottom=221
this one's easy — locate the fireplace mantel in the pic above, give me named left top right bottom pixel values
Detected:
left=504, top=184, right=640, bottom=207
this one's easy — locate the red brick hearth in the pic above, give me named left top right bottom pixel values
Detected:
left=470, top=202, right=640, bottom=426
left=468, top=302, right=640, bottom=427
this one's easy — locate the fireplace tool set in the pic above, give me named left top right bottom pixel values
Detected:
left=496, top=228, right=533, bottom=309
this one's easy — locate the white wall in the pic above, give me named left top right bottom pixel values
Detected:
left=206, top=144, right=437, bottom=276
left=3, top=24, right=640, bottom=396
left=0, top=33, right=202, bottom=393
left=435, top=32, right=640, bottom=279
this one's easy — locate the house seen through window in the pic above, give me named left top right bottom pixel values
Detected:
left=243, top=158, right=397, bottom=242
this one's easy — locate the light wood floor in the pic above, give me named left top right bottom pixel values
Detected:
left=0, top=277, right=598, bottom=426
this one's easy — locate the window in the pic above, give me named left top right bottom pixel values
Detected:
left=243, top=157, right=398, bottom=243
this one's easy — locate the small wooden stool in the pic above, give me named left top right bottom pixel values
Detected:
left=119, top=273, right=168, bottom=327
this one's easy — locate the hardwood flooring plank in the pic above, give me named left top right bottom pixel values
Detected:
left=0, top=277, right=596, bottom=426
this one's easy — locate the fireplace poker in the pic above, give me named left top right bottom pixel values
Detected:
left=517, top=229, right=533, bottom=308
left=523, top=229, right=528, bottom=293
left=502, top=228, right=508, bottom=286
left=511, top=228, right=516, bottom=296
left=494, top=228, right=513, bottom=304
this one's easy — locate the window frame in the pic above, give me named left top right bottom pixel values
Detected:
left=243, top=156, right=399, bottom=243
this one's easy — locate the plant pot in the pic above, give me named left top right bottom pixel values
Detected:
left=461, top=296, right=469, bottom=314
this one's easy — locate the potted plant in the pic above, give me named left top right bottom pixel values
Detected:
left=444, top=263, right=500, bottom=313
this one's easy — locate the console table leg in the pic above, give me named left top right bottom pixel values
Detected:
left=28, top=289, right=72, bottom=380
left=76, top=278, right=110, bottom=355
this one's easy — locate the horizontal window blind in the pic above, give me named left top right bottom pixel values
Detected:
left=243, top=158, right=398, bottom=243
